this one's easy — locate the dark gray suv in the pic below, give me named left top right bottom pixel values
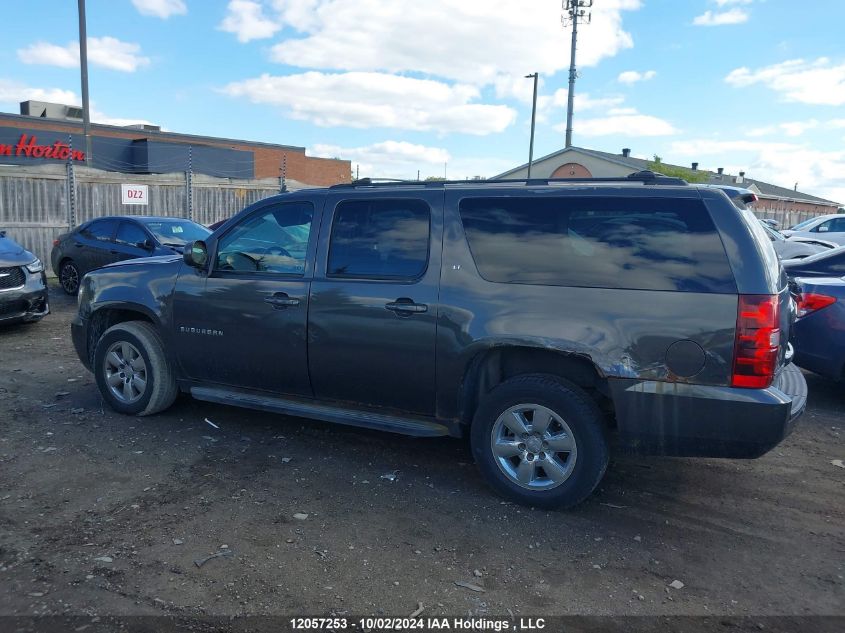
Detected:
left=70, top=173, right=807, bottom=508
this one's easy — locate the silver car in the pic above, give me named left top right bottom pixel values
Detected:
left=781, top=213, right=845, bottom=245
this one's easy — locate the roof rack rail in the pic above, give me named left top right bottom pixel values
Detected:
left=328, top=171, right=688, bottom=190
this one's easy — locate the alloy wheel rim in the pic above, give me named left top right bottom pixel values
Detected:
left=61, top=264, right=79, bottom=293
left=103, top=341, right=147, bottom=404
left=490, top=403, right=578, bottom=491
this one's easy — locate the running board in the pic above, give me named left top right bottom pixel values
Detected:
left=190, top=387, right=450, bottom=437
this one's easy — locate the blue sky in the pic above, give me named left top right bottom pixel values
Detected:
left=3, top=0, right=844, bottom=201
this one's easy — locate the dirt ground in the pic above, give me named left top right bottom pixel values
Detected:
left=0, top=282, right=843, bottom=624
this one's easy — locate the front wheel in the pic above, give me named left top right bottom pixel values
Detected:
left=470, top=374, right=609, bottom=509
left=93, top=321, right=178, bottom=416
left=59, top=260, right=80, bottom=295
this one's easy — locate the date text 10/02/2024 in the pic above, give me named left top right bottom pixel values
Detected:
left=289, top=617, right=546, bottom=631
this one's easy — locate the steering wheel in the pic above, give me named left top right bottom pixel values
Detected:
left=223, top=252, right=262, bottom=271
left=256, top=245, right=292, bottom=258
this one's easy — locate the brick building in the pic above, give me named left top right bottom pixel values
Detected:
left=0, top=101, right=351, bottom=187
left=497, top=146, right=842, bottom=227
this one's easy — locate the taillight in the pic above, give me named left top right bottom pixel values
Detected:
left=732, top=294, right=780, bottom=389
left=796, top=293, right=836, bottom=318
left=53, top=239, right=60, bottom=246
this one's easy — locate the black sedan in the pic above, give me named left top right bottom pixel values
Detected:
left=50, top=216, right=211, bottom=294
left=783, top=245, right=845, bottom=279
left=0, top=229, right=49, bottom=325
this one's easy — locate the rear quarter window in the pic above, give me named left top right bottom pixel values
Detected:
left=459, top=196, right=736, bottom=293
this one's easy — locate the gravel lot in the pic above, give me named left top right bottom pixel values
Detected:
left=0, top=283, right=843, bottom=623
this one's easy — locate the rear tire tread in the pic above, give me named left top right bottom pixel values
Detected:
left=470, top=373, right=609, bottom=509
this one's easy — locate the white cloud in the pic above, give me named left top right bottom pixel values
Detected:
left=715, top=0, right=752, bottom=5
left=312, top=141, right=513, bottom=180
left=131, top=0, right=187, bottom=18
left=693, top=9, right=749, bottom=26
left=222, top=72, right=516, bottom=134
left=555, top=109, right=678, bottom=137
left=0, top=79, right=78, bottom=106
left=617, top=70, right=656, bottom=84
left=89, top=106, right=158, bottom=128
left=268, top=0, right=641, bottom=85
left=668, top=139, right=845, bottom=204
left=726, top=58, right=845, bottom=106
left=746, top=120, right=819, bottom=138
left=16, top=41, right=77, bottom=68
left=219, top=0, right=281, bottom=42
left=571, top=93, right=626, bottom=111
left=311, top=140, right=450, bottom=179
left=17, top=37, right=151, bottom=72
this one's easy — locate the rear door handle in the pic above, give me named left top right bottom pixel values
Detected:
left=264, top=293, right=300, bottom=309
left=385, top=299, right=428, bottom=314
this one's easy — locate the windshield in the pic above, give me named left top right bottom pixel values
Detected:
left=142, top=219, right=211, bottom=246
left=760, top=221, right=785, bottom=242
left=789, top=218, right=818, bottom=230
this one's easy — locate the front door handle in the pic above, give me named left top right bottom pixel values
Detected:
left=385, top=298, right=428, bottom=315
left=264, top=293, right=300, bottom=309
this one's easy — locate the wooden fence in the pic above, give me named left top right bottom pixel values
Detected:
left=0, top=164, right=302, bottom=275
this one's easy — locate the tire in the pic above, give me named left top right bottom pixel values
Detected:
left=59, top=259, right=81, bottom=295
left=93, top=320, right=178, bottom=416
left=470, top=374, right=609, bottom=509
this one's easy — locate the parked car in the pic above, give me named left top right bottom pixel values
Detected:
left=0, top=229, right=49, bottom=325
left=781, top=214, right=845, bottom=245
left=759, top=221, right=836, bottom=260
left=783, top=245, right=845, bottom=278
left=70, top=172, right=807, bottom=508
left=791, top=276, right=845, bottom=381
left=51, top=216, right=211, bottom=295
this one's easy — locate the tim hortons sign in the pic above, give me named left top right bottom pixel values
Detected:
left=0, top=133, right=86, bottom=162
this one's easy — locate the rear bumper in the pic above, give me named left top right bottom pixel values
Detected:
left=609, top=363, right=807, bottom=458
left=0, top=272, right=50, bottom=325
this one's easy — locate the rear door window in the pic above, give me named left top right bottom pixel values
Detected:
left=81, top=219, right=117, bottom=242
left=459, top=196, right=736, bottom=292
left=327, top=199, right=430, bottom=280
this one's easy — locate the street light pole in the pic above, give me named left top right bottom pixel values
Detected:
left=525, top=73, right=539, bottom=179
left=77, top=0, right=92, bottom=166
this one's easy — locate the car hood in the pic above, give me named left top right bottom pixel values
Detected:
left=0, top=236, right=35, bottom=267
left=102, top=254, right=182, bottom=269
left=788, top=236, right=838, bottom=249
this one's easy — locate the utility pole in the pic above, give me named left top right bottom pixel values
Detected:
left=77, top=0, right=92, bottom=165
left=525, top=73, right=539, bottom=178
left=562, top=0, right=592, bottom=148
left=66, top=135, right=77, bottom=228
left=185, top=146, right=193, bottom=220
left=280, top=154, right=287, bottom=192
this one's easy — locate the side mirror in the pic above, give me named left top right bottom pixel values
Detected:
left=137, top=239, right=155, bottom=250
left=183, top=240, right=208, bottom=269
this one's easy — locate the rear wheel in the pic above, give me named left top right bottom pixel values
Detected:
left=93, top=321, right=178, bottom=416
left=470, top=374, right=609, bottom=509
left=59, top=260, right=80, bottom=295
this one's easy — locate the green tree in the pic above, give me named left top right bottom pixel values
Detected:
left=645, top=154, right=709, bottom=183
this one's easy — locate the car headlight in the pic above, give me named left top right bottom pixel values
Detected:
left=25, top=258, right=44, bottom=274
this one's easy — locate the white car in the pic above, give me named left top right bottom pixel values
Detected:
left=782, top=213, right=845, bottom=245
